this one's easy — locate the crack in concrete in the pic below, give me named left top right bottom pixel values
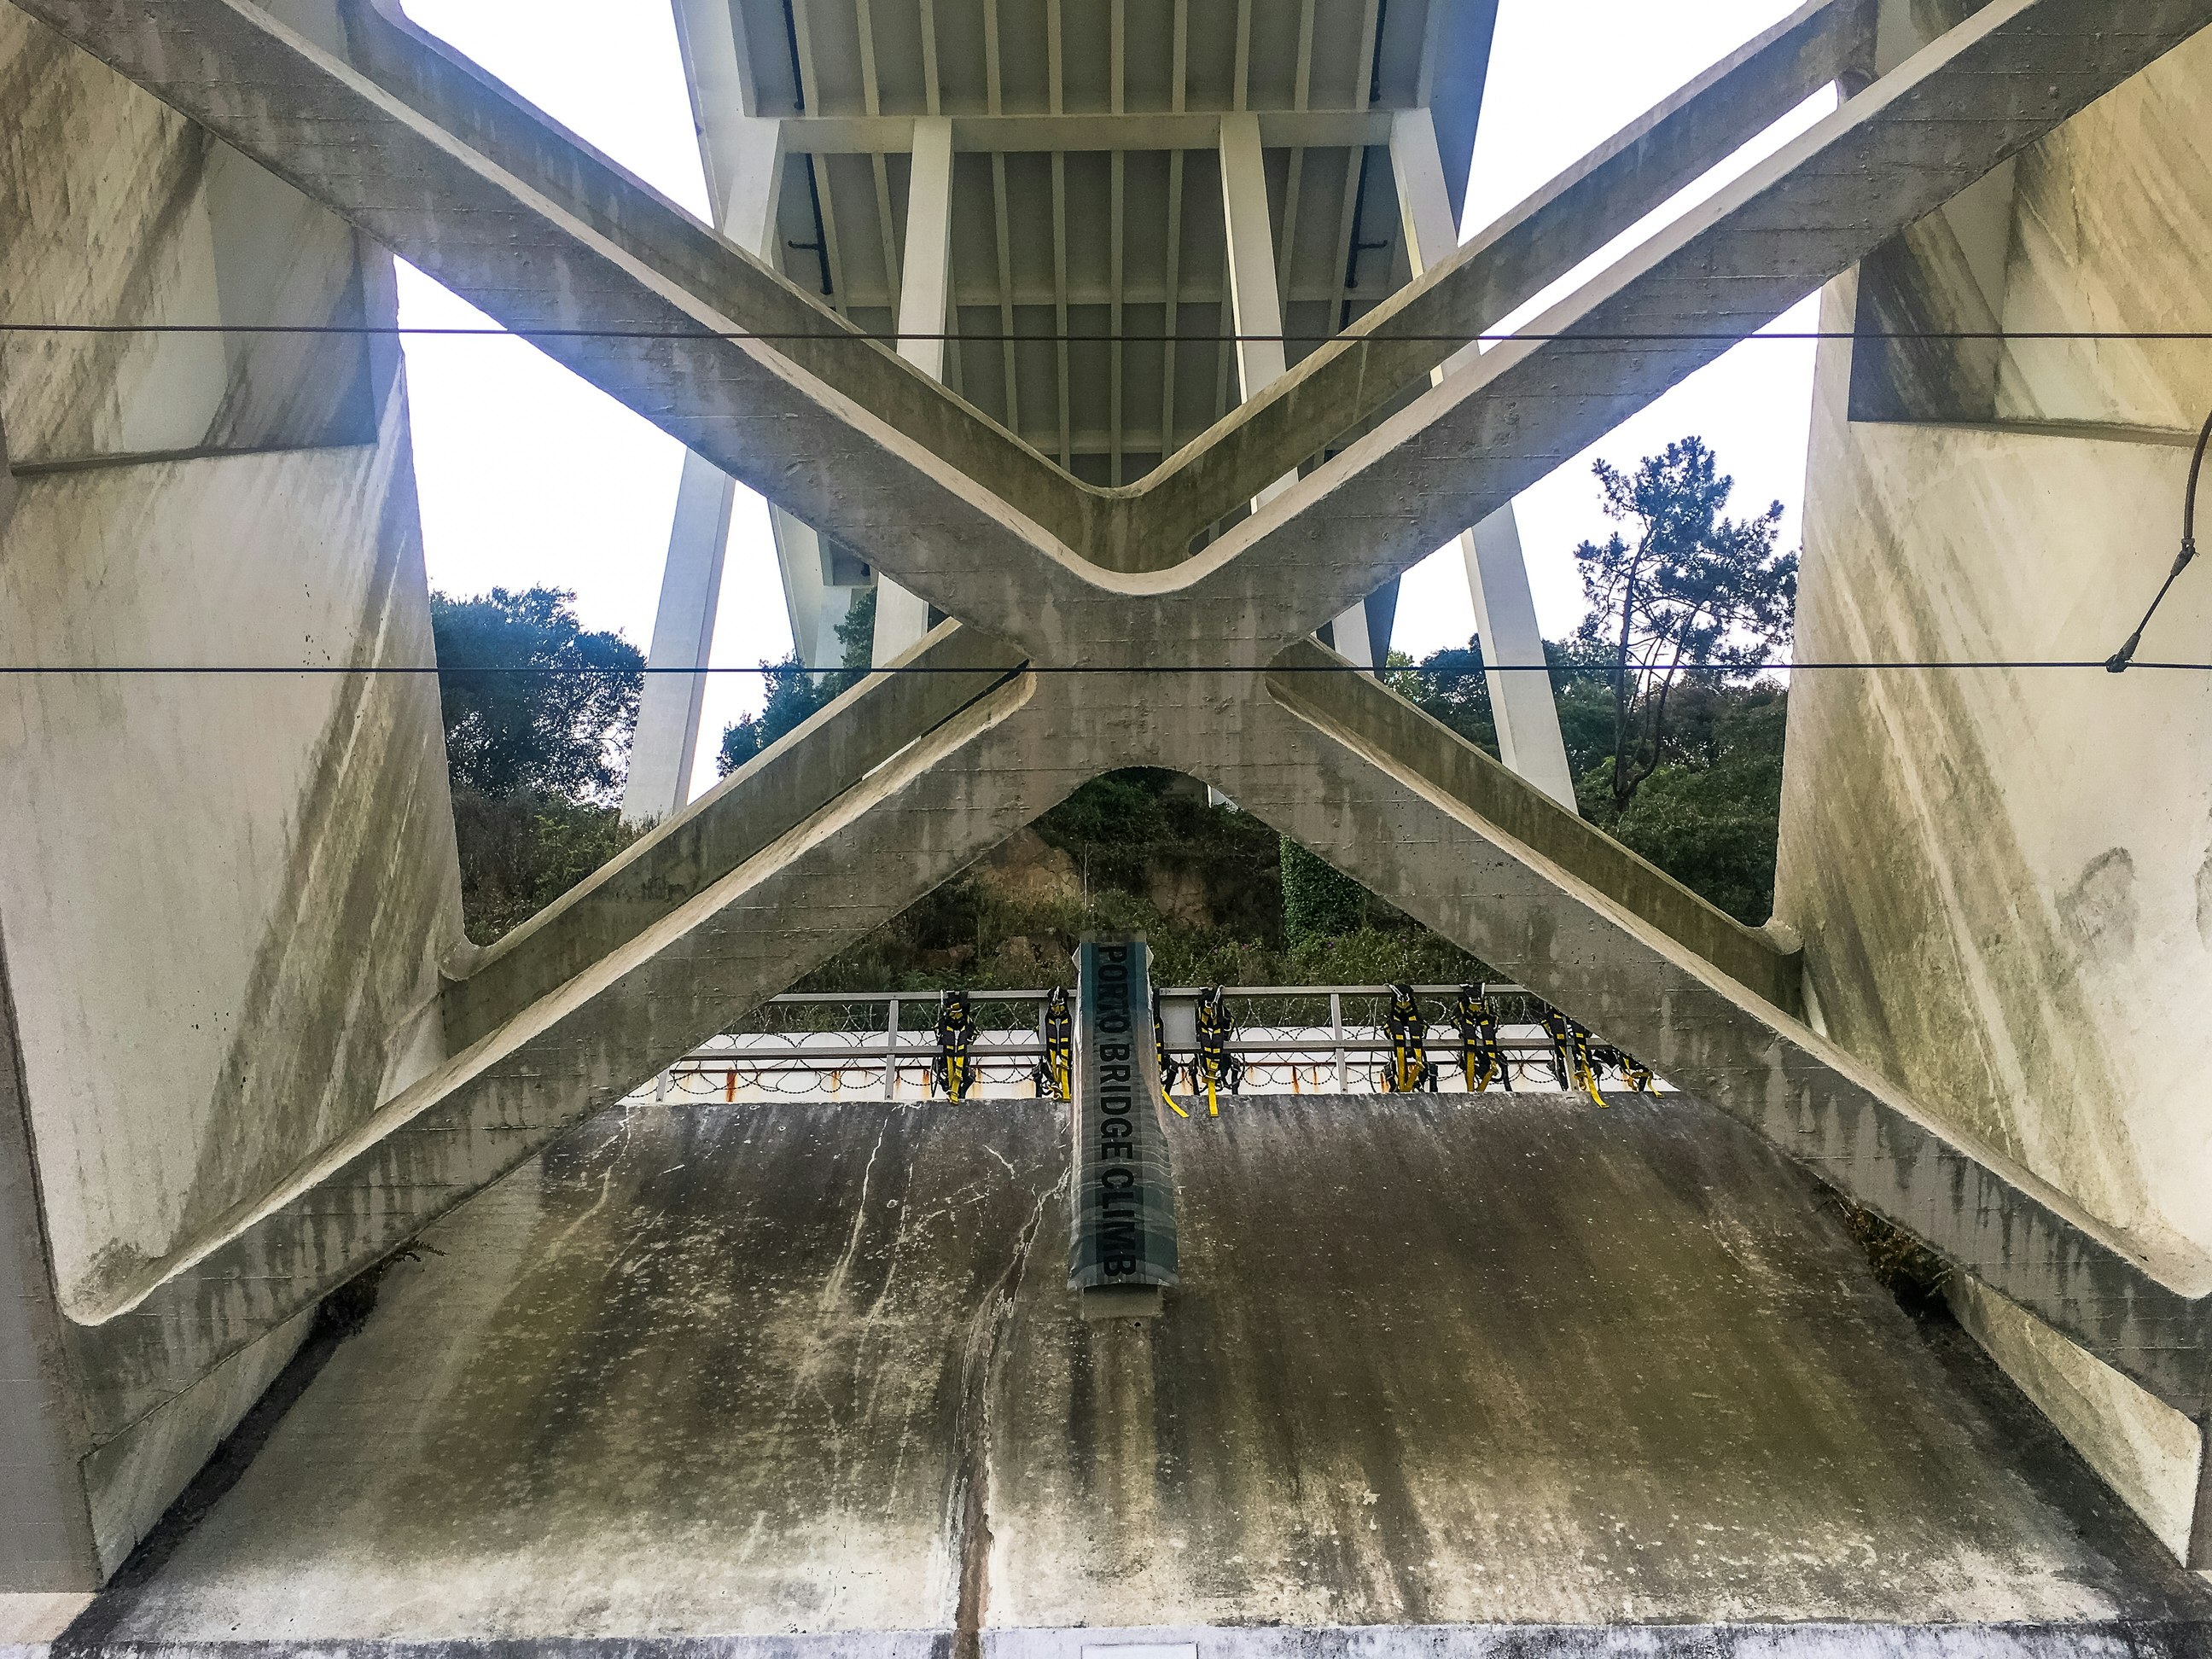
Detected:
left=947, top=1173, right=1052, bottom=1659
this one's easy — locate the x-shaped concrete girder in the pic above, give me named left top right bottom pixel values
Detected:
left=20, top=0, right=2212, bottom=1450
left=26, top=0, right=2203, bottom=661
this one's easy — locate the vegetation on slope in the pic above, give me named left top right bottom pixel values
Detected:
left=433, top=437, right=1793, bottom=974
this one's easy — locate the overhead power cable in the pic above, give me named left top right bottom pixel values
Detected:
left=7, top=321, right=2212, bottom=346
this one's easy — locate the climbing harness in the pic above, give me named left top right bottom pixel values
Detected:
left=1589, top=1041, right=1654, bottom=1095
left=1449, top=984, right=1512, bottom=1093
left=1540, top=1007, right=1610, bottom=1108
left=933, top=989, right=978, bottom=1101
left=1036, top=985, right=1073, bottom=1101
left=1378, top=983, right=1439, bottom=1093
left=1190, top=987, right=1243, bottom=1116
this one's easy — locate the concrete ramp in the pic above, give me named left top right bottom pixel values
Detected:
left=60, top=1095, right=2211, bottom=1652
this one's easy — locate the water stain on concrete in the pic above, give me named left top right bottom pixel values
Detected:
left=2058, top=849, right=2139, bottom=962
left=64, top=1095, right=2212, bottom=1644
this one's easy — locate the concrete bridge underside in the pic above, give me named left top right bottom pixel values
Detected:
left=60, top=1095, right=2212, bottom=1650
left=6, top=0, right=2212, bottom=1612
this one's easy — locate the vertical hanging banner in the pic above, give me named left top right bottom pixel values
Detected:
left=1067, top=935, right=1179, bottom=1316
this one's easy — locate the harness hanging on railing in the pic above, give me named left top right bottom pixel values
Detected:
left=1190, top=987, right=1243, bottom=1116
left=1378, top=983, right=1439, bottom=1093
left=1588, top=1040, right=1654, bottom=1095
left=1152, top=989, right=1185, bottom=1099
left=933, top=989, right=978, bottom=1101
left=1036, top=985, right=1074, bottom=1101
left=1540, top=1007, right=1610, bottom=1108
left=1449, top=984, right=1512, bottom=1093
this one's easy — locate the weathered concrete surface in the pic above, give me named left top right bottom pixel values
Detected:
left=0, top=412, right=459, bottom=1330
left=1775, top=20, right=2212, bottom=1562
left=69, top=652, right=2212, bottom=1481
left=0, top=0, right=460, bottom=1586
left=55, top=1096, right=2212, bottom=1644
left=1044, top=669, right=2212, bottom=1416
left=1948, top=1276, right=2205, bottom=1564
left=63, top=675, right=1082, bottom=1443
left=0, top=424, right=458, bottom=1579
left=16, top=0, right=2212, bottom=1592
left=0, top=8, right=376, bottom=465
left=0, top=920, right=96, bottom=1592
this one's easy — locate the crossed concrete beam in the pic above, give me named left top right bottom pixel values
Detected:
left=23, top=0, right=2212, bottom=1452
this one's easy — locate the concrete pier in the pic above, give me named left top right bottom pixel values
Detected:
left=51, top=1094, right=2211, bottom=1651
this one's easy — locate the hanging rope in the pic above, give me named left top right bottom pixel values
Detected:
left=2108, top=406, right=2212, bottom=672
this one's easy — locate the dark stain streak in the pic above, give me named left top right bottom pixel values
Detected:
left=66, top=442, right=461, bottom=1444
left=59, top=1097, right=2212, bottom=1639
left=948, top=1179, right=1044, bottom=1659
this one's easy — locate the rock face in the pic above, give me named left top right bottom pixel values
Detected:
left=1146, top=862, right=1215, bottom=929
left=981, top=827, right=1085, bottom=908
left=61, top=1093, right=2211, bottom=1645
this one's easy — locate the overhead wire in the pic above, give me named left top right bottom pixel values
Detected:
left=4, top=325, right=2202, bottom=676
left=8, top=322, right=2212, bottom=346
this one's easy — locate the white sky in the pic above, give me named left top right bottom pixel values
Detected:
left=398, top=0, right=1830, bottom=795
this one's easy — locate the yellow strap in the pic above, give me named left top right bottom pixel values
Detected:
left=1167, top=1091, right=1190, bottom=1119
left=1207, top=1078, right=1220, bottom=1117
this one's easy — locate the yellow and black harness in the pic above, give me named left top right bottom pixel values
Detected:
left=1589, top=1040, right=1654, bottom=1096
left=1449, top=985, right=1513, bottom=1093
left=1540, top=1007, right=1610, bottom=1107
left=933, top=990, right=979, bottom=1101
left=1036, top=985, right=1073, bottom=1101
left=1379, top=983, right=1439, bottom=1093
left=1189, top=987, right=1243, bottom=1116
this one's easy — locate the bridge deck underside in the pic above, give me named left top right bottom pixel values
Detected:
left=67, top=1095, right=2209, bottom=1648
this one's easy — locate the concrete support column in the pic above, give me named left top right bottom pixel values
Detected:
left=624, top=460, right=739, bottom=825
left=1220, top=113, right=1381, bottom=667
left=622, top=117, right=783, bottom=826
left=1219, top=115, right=1289, bottom=411
left=1389, top=107, right=1576, bottom=810
left=871, top=115, right=955, bottom=667
left=0, top=922, right=98, bottom=1589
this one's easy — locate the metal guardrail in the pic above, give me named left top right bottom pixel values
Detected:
left=643, top=983, right=1665, bottom=1103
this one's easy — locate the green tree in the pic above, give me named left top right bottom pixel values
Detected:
left=1278, top=839, right=1365, bottom=947
left=1601, top=686, right=1787, bottom=924
left=448, top=788, right=639, bottom=945
left=428, top=585, right=646, bottom=944
left=716, top=585, right=877, bottom=774
left=431, top=585, right=643, bottom=802
left=1570, top=437, right=1796, bottom=809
